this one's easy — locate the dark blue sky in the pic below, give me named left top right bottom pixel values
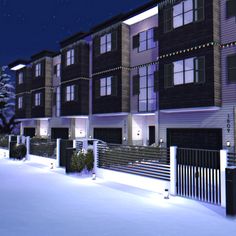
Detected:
left=0, top=0, right=149, bottom=66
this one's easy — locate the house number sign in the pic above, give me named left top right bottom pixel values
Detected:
left=227, top=114, right=231, bottom=133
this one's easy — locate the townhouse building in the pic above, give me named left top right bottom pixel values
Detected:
left=9, top=0, right=236, bottom=151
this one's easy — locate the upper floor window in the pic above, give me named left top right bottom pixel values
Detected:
left=18, top=72, right=23, bottom=84
left=54, top=64, right=61, bottom=77
left=164, top=57, right=205, bottom=88
left=226, top=0, right=236, bottom=18
left=100, top=33, right=112, bottom=54
left=227, top=54, right=236, bottom=82
left=100, top=77, right=112, bottom=96
left=35, top=93, right=41, bottom=106
left=66, top=85, right=75, bottom=102
left=18, top=96, right=23, bottom=109
left=164, top=0, right=204, bottom=32
left=139, top=29, right=157, bottom=52
left=35, top=63, right=41, bottom=77
left=66, top=49, right=74, bottom=66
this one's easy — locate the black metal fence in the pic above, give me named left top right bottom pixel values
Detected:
left=30, top=138, right=56, bottom=159
left=59, top=139, right=73, bottom=167
left=0, top=135, right=9, bottom=149
left=228, top=152, right=236, bottom=167
left=97, top=143, right=170, bottom=181
left=177, top=148, right=221, bottom=205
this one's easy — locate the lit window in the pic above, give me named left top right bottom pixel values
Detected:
left=66, top=85, right=75, bottom=101
left=18, top=72, right=23, bottom=84
left=35, top=93, right=41, bottom=106
left=54, top=64, right=61, bottom=77
left=139, top=28, right=156, bottom=52
left=35, top=63, right=41, bottom=77
left=100, top=77, right=112, bottom=96
left=66, top=49, right=75, bottom=66
left=100, top=33, right=112, bottom=54
left=18, top=96, right=23, bottom=109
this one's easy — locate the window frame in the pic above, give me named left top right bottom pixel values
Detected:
left=65, top=85, right=75, bottom=102
left=18, top=96, right=23, bottom=109
left=227, top=53, right=236, bottom=82
left=100, top=33, right=112, bottom=54
left=66, top=49, right=75, bottom=66
left=18, top=72, right=24, bottom=84
left=35, top=63, right=41, bottom=77
left=35, top=93, right=41, bottom=107
left=138, top=28, right=157, bottom=53
left=100, top=77, right=112, bottom=97
left=138, top=65, right=157, bottom=112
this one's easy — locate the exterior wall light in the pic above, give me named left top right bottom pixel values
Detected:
left=123, top=137, right=126, bottom=141
left=227, top=141, right=231, bottom=147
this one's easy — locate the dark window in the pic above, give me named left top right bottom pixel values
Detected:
left=226, top=0, right=236, bottom=18
left=227, top=54, right=236, bottom=82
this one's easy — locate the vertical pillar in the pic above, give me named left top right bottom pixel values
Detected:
left=73, top=139, right=76, bottom=149
left=170, top=146, right=177, bottom=196
left=26, top=136, right=30, bottom=160
left=93, top=141, right=98, bottom=174
left=17, top=135, right=21, bottom=145
left=220, top=149, right=228, bottom=208
left=127, top=114, right=133, bottom=145
left=56, top=138, right=61, bottom=168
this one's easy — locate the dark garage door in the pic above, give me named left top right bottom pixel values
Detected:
left=51, top=128, right=69, bottom=140
left=94, top=128, right=122, bottom=144
left=24, top=128, right=36, bottom=138
left=167, top=128, right=222, bottom=150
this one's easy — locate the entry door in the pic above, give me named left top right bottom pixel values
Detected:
left=94, top=128, right=122, bottom=144
left=149, top=126, right=156, bottom=145
left=51, top=128, right=69, bottom=140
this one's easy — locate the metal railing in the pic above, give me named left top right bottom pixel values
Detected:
left=228, top=152, right=236, bottom=167
left=97, top=143, right=170, bottom=181
left=30, top=138, right=56, bottom=159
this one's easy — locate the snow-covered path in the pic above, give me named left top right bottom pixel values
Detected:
left=0, top=158, right=235, bottom=236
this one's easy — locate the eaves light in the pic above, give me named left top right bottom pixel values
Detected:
left=123, top=6, right=158, bottom=25
left=10, top=64, right=26, bottom=71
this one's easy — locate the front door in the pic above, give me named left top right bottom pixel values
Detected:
left=149, top=126, right=155, bottom=145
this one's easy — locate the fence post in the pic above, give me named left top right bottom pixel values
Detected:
left=56, top=139, right=61, bottom=168
left=93, top=141, right=98, bottom=175
left=170, top=146, right=177, bottom=196
left=17, top=135, right=21, bottom=145
left=220, top=149, right=228, bottom=208
left=26, top=136, right=30, bottom=160
left=73, top=139, right=76, bottom=149
left=8, top=135, right=12, bottom=150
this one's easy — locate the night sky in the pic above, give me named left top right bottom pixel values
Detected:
left=0, top=0, right=149, bottom=66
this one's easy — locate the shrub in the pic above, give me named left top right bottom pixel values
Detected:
left=70, top=151, right=86, bottom=173
left=12, top=144, right=27, bottom=160
left=85, top=150, right=94, bottom=171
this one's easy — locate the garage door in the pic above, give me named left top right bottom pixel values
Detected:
left=51, top=128, right=69, bottom=140
left=24, top=128, right=36, bottom=138
left=167, top=128, right=222, bottom=150
left=94, top=128, right=122, bottom=144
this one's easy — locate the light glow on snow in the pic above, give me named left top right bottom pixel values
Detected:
left=123, top=6, right=158, bottom=25
left=10, top=64, right=26, bottom=71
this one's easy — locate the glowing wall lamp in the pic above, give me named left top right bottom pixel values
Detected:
left=227, top=141, right=231, bottom=147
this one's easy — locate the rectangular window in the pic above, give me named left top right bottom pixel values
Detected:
left=165, top=0, right=204, bottom=32
left=165, top=57, right=205, bottom=87
left=18, top=72, right=23, bottom=84
left=35, top=93, right=41, bottom=106
left=100, top=33, right=112, bottom=54
left=66, top=49, right=75, bottom=66
left=35, top=63, right=41, bottom=77
left=56, top=87, right=61, bottom=117
left=66, top=85, right=75, bottom=102
left=18, top=96, right=23, bottom=109
left=138, top=65, right=157, bottom=112
left=138, top=28, right=156, bottom=52
left=226, top=0, right=236, bottom=18
left=100, top=77, right=112, bottom=96
left=227, top=54, right=236, bottom=82
left=54, top=64, right=61, bottom=77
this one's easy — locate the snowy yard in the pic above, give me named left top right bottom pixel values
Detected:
left=0, top=158, right=235, bottom=236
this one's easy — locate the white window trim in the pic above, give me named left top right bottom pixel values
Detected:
left=66, top=85, right=75, bottom=102
left=35, top=93, right=41, bottom=106
left=66, top=49, right=75, bottom=66
left=100, top=77, right=112, bottom=96
left=35, top=63, right=41, bottom=77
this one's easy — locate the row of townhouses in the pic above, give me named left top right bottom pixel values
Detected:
left=9, top=0, right=236, bottom=151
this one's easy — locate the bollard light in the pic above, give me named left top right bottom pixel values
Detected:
left=92, top=173, right=96, bottom=180
left=164, top=189, right=169, bottom=199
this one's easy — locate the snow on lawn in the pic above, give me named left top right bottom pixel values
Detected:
left=0, top=158, right=235, bottom=236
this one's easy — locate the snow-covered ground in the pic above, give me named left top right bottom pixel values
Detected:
left=0, top=158, right=235, bottom=236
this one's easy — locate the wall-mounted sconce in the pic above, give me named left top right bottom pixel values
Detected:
left=123, top=137, right=126, bottom=141
left=227, top=141, right=231, bottom=147
left=137, top=130, right=141, bottom=136
left=79, top=130, right=83, bottom=135
left=89, top=135, right=92, bottom=139
left=159, top=138, right=164, bottom=147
